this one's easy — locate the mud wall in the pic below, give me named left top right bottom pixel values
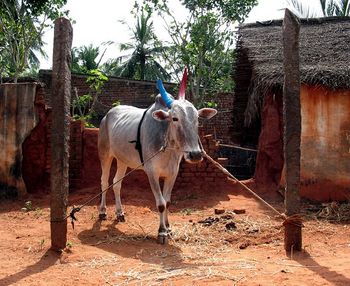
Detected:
left=0, top=83, right=39, bottom=198
left=254, top=92, right=284, bottom=191
left=299, top=85, right=350, bottom=201
left=22, top=87, right=51, bottom=193
left=255, top=85, right=350, bottom=201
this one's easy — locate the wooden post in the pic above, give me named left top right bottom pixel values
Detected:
left=50, top=18, right=73, bottom=252
left=283, top=9, right=302, bottom=252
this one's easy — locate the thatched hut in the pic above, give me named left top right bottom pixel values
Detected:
left=234, top=16, right=350, bottom=202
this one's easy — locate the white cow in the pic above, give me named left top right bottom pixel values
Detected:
left=98, top=72, right=217, bottom=243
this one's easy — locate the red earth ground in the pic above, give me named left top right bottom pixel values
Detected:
left=0, top=180, right=349, bottom=286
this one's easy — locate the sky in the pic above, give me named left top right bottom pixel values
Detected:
left=38, top=0, right=320, bottom=69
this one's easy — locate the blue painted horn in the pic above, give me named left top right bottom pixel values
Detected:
left=157, top=79, right=173, bottom=108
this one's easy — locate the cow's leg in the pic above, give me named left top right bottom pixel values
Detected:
left=162, top=175, right=177, bottom=234
left=99, top=156, right=113, bottom=220
left=147, top=172, right=168, bottom=244
left=113, top=160, right=128, bottom=222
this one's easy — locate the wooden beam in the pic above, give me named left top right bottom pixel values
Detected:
left=282, top=9, right=302, bottom=252
left=50, top=17, right=73, bottom=252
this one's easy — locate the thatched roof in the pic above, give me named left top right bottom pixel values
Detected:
left=234, top=16, right=350, bottom=125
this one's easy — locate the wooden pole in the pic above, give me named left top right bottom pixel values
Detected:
left=50, top=17, right=73, bottom=252
left=282, top=9, right=302, bottom=252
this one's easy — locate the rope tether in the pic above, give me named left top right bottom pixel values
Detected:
left=53, top=133, right=302, bottom=229
left=202, top=151, right=303, bottom=227
left=51, top=145, right=167, bottom=228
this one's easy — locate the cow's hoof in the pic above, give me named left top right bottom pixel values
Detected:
left=99, top=213, right=107, bottom=220
left=157, top=234, right=168, bottom=245
left=116, top=214, right=125, bottom=222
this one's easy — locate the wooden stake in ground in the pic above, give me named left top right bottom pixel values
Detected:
left=282, top=9, right=302, bottom=252
left=50, top=17, right=73, bottom=252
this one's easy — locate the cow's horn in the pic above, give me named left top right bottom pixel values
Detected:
left=157, top=79, right=173, bottom=108
left=178, top=67, right=187, bottom=100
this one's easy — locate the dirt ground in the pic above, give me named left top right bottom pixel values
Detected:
left=0, top=180, right=350, bottom=286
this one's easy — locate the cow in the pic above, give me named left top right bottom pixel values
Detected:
left=98, top=69, right=217, bottom=244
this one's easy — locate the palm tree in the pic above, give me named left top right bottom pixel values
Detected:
left=117, top=8, right=170, bottom=81
left=100, top=58, right=123, bottom=76
left=286, top=0, right=350, bottom=18
left=0, top=0, right=66, bottom=82
left=71, top=44, right=107, bottom=74
left=0, top=0, right=45, bottom=82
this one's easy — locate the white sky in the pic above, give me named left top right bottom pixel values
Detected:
left=38, top=0, right=321, bottom=69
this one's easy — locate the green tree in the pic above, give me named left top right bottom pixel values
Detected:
left=0, top=0, right=68, bottom=82
left=116, top=7, right=170, bottom=81
left=286, top=0, right=350, bottom=18
left=100, top=58, right=123, bottom=76
left=146, top=0, right=257, bottom=104
left=71, top=44, right=108, bottom=74
left=71, top=69, right=109, bottom=127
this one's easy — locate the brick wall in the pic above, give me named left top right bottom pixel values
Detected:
left=38, top=70, right=235, bottom=144
left=69, top=120, right=84, bottom=189
left=20, top=72, right=237, bottom=193
left=39, top=69, right=176, bottom=109
left=77, top=127, right=229, bottom=192
left=200, top=92, right=235, bottom=144
left=174, top=133, right=228, bottom=191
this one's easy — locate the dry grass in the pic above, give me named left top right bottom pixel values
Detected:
left=303, top=202, right=350, bottom=222
left=112, top=264, right=247, bottom=285
left=71, top=212, right=284, bottom=285
left=73, top=255, right=120, bottom=269
left=316, top=202, right=350, bottom=221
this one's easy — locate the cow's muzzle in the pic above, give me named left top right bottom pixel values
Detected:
left=184, top=151, right=203, bottom=164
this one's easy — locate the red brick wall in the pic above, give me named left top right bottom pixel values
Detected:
left=21, top=72, right=235, bottom=194
left=39, top=70, right=176, bottom=108
left=22, top=86, right=229, bottom=193
left=38, top=70, right=235, bottom=143
left=69, top=120, right=84, bottom=189
left=200, top=92, right=235, bottom=144
left=175, top=133, right=228, bottom=191
left=77, top=127, right=228, bottom=192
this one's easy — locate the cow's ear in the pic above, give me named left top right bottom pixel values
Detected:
left=198, top=108, right=217, bottom=119
left=152, top=110, right=170, bottom=121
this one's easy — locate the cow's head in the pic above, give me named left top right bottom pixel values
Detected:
left=152, top=69, right=217, bottom=163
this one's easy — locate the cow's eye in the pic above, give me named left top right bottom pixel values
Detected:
left=172, top=117, right=179, bottom=122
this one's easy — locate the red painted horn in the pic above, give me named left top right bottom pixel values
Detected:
left=178, top=67, right=187, bottom=100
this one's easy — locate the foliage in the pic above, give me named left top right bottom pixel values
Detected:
left=86, top=69, right=108, bottom=92
left=0, top=0, right=68, bottom=82
left=71, top=69, right=109, bottom=127
left=286, top=0, right=350, bottom=18
left=66, top=241, right=73, bottom=248
left=115, top=7, right=171, bottom=81
left=198, top=100, right=218, bottom=109
left=112, top=100, right=121, bottom=107
left=180, top=0, right=258, bottom=22
left=143, top=0, right=257, bottom=104
left=21, top=200, right=33, bottom=212
left=100, top=58, right=123, bottom=76
left=71, top=43, right=111, bottom=74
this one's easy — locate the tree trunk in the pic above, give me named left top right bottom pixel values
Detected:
left=282, top=9, right=302, bottom=253
left=50, top=17, right=73, bottom=252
